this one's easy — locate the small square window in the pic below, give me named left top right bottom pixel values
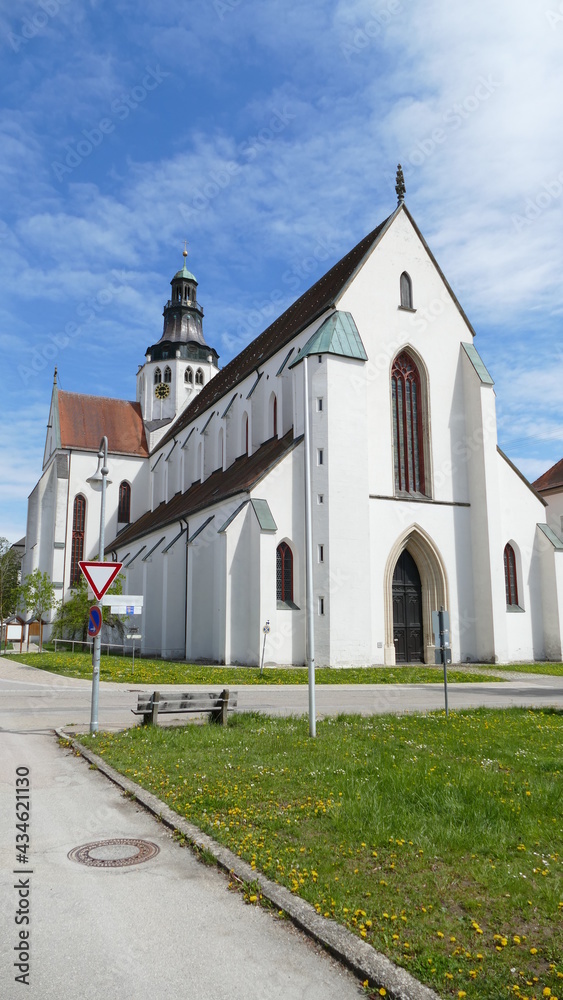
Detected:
left=318, top=544, right=324, bottom=563
left=317, top=449, right=324, bottom=466
left=317, top=494, right=324, bottom=504
left=318, top=596, right=325, bottom=615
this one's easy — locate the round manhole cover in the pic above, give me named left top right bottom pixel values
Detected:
left=68, top=838, right=160, bottom=868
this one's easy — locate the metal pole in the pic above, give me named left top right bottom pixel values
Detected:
left=440, top=606, right=449, bottom=718
left=90, top=436, right=108, bottom=735
left=303, top=356, right=316, bottom=737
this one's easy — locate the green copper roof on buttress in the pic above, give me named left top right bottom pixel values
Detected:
left=289, top=310, right=368, bottom=367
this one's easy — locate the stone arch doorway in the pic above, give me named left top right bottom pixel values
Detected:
left=392, top=550, right=423, bottom=662
left=384, top=525, right=449, bottom=665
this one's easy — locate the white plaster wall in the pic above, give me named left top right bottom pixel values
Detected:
left=322, top=355, right=372, bottom=665
left=497, top=452, right=548, bottom=660
left=542, top=491, right=563, bottom=537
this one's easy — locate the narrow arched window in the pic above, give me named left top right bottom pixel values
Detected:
left=276, top=542, right=293, bottom=602
left=391, top=351, right=425, bottom=495
left=195, top=368, right=204, bottom=385
left=273, top=395, right=278, bottom=437
left=164, top=366, right=172, bottom=383
left=70, top=494, right=86, bottom=584
left=118, top=482, right=131, bottom=524
left=504, top=544, right=519, bottom=607
left=400, top=272, right=413, bottom=309
left=244, top=415, right=249, bottom=455
left=185, top=367, right=193, bottom=384
left=154, top=367, right=162, bottom=384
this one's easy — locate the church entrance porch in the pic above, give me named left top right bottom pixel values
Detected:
left=392, top=550, right=424, bottom=662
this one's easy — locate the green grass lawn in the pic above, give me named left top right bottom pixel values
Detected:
left=480, top=663, right=563, bottom=678
left=8, top=650, right=506, bottom=684
left=80, top=708, right=562, bottom=1000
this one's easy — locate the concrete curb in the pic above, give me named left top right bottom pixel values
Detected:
left=56, top=728, right=442, bottom=1000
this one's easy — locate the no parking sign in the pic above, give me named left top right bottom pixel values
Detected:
left=88, top=606, right=102, bottom=638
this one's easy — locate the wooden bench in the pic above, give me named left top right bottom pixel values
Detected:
left=132, top=689, right=237, bottom=727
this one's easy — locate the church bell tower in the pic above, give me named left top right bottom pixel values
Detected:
left=137, top=248, right=220, bottom=435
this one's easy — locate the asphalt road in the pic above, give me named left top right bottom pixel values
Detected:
left=0, top=655, right=561, bottom=734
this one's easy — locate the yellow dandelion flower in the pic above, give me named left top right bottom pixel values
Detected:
left=379, top=990, right=387, bottom=997
left=530, top=947, right=538, bottom=955
left=437, top=931, right=444, bottom=938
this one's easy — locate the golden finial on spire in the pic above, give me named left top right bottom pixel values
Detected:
left=182, top=239, right=189, bottom=260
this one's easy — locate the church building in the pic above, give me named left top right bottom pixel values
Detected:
left=21, top=177, right=563, bottom=665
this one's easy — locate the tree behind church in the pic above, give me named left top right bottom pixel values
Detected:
left=0, top=538, right=20, bottom=621
left=18, top=569, right=56, bottom=652
left=51, top=575, right=127, bottom=645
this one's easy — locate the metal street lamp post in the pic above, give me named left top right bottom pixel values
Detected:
left=86, top=436, right=111, bottom=734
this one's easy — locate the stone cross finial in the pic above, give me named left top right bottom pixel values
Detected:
left=395, top=163, right=406, bottom=205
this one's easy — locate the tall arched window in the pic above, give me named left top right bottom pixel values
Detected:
left=195, top=368, right=204, bottom=385
left=185, top=367, right=193, bottom=384
left=504, top=544, right=519, bottom=607
left=391, top=351, right=425, bottom=495
left=164, top=366, right=172, bottom=383
left=244, top=414, right=249, bottom=455
left=118, top=481, right=131, bottom=523
left=70, top=494, right=86, bottom=584
left=400, top=271, right=413, bottom=309
left=154, top=367, right=162, bottom=384
left=273, top=395, right=278, bottom=437
left=276, top=542, right=293, bottom=602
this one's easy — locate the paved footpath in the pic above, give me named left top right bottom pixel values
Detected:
left=0, top=729, right=361, bottom=1000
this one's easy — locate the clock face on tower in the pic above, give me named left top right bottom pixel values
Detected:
left=155, top=382, right=170, bottom=399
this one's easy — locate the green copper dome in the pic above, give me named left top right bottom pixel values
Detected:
left=173, top=263, right=197, bottom=283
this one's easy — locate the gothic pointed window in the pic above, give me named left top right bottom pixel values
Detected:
left=70, top=494, right=86, bottom=584
left=195, top=368, right=204, bottom=385
left=154, top=367, right=162, bottom=385
left=118, top=482, right=131, bottom=524
left=400, top=272, right=413, bottom=309
left=504, top=543, right=519, bottom=607
left=276, top=542, right=293, bottom=602
left=164, top=366, right=172, bottom=384
left=391, top=351, right=425, bottom=495
left=185, top=367, right=193, bottom=384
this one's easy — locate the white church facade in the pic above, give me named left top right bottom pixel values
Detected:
left=22, top=187, right=563, bottom=665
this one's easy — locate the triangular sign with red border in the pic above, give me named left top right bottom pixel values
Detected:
left=78, top=561, right=123, bottom=600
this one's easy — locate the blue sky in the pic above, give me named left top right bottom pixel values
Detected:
left=1, top=0, right=562, bottom=541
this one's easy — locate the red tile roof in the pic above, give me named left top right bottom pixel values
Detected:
left=106, top=430, right=301, bottom=551
left=533, top=458, right=563, bottom=494
left=58, top=391, right=148, bottom=456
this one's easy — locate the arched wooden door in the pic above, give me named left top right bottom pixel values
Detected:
left=392, top=550, right=424, bottom=663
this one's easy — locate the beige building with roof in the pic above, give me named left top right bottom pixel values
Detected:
left=21, top=190, right=563, bottom=664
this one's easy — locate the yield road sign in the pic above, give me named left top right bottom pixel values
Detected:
left=88, top=606, right=103, bottom=638
left=79, top=561, right=123, bottom=601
